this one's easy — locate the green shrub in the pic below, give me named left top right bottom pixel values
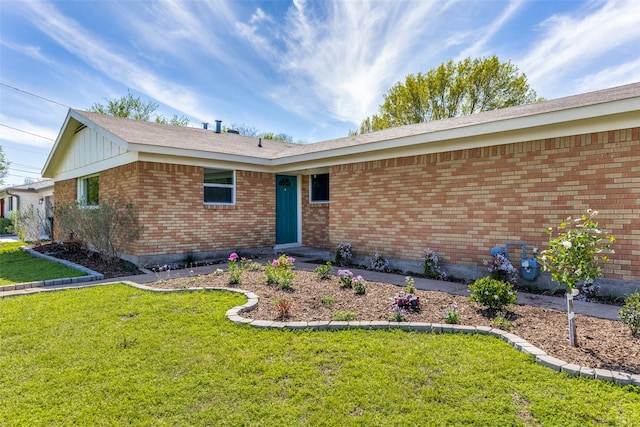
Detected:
left=618, top=293, right=640, bottom=336
left=468, top=277, right=517, bottom=311
left=332, top=310, right=357, bottom=321
left=313, top=261, right=333, bottom=280
left=320, top=296, right=336, bottom=305
left=0, top=217, right=12, bottom=234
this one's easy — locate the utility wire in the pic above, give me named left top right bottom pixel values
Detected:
left=0, top=124, right=55, bottom=141
left=0, top=82, right=70, bottom=108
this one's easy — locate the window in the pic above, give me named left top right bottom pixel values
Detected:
left=78, top=175, right=99, bottom=206
left=310, top=173, right=329, bottom=203
left=204, top=169, right=235, bottom=204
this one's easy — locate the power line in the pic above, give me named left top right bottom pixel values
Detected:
left=0, top=123, right=55, bottom=141
left=0, top=145, right=49, bottom=155
left=0, top=82, right=70, bottom=108
left=8, top=162, right=41, bottom=170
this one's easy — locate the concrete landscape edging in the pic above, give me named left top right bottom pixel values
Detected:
left=2, top=279, right=638, bottom=387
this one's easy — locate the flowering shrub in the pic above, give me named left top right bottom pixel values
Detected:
left=335, top=243, right=352, bottom=266
left=405, top=276, right=416, bottom=294
left=484, top=253, right=518, bottom=283
left=393, top=291, right=420, bottom=311
left=228, top=252, right=242, bottom=285
left=265, top=254, right=296, bottom=290
left=389, top=304, right=408, bottom=322
left=152, top=264, right=172, bottom=282
left=424, top=249, right=447, bottom=280
left=338, top=269, right=354, bottom=288
left=368, top=253, right=390, bottom=272
left=313, top=261, right=333, bottom=280
left=353, top=276, right=366, bottom=295
left=539, top=209, right=615, bottom=292
left=443, top=301, right=460, bottom=324
left=468, top=277, right=517, bottom=311
left=619, top=293, right=640, bottom=336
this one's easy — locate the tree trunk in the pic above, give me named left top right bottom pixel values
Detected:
left=567, top=293, right=578, bottom=347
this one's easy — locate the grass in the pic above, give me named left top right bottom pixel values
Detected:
left=1, top=284, right=639, bottom=426
left=0, top=241, right=87, bottom=286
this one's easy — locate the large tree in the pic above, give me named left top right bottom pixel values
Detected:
left=356, top=56, right=538, bottom=134
left=89, top=92, right=189, bottom=126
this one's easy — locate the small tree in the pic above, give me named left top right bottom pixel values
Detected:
left=9, top=204, right=45, bottom=244
left=539, top=209, right=615, bottom=346
left=55, top=199, right=141, bottom=266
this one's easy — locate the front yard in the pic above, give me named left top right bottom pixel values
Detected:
left=1, top=284, right=638, bottom=426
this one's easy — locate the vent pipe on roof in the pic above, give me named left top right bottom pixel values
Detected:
left=202, top=122, right=209, bottom=130
left=215, top=120, right=222, bottom=133
left=258, top=137, right=262, bottom=148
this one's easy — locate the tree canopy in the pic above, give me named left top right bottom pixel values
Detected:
left=89, top=92, right=189, bottom=126
left=355, top=56, right=538, bottom=134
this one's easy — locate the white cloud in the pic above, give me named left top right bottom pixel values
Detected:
left=456, top=1, right=524, bottom=60
left=519, top=0, right=640, bottom=96
left=19, top=1, right=214, bottom=122
left=0, top=114, right=57, bottom=148
left=238, top=1, right=453, bottom=124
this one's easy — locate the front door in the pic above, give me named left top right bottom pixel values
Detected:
left=276, top=175, right=298, bottom=244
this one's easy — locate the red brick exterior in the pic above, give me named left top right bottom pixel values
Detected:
left=328, top=127, right=640, bottom=281
left=55, top=162, right=275, bottom=262
left=53, top=127, right=640, bottom=282
left=301, top=175, right=330, bottom=247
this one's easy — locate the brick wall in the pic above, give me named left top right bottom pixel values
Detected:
left=301, top=175, right=330, bottom=247
left=329, top=127, right=640, bottom=282
left=54, top=162, right=276, bottom=262
left=52, top=178, right=76, bottom=240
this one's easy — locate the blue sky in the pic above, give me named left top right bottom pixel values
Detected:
left=1, top=0, right=639, bottom=187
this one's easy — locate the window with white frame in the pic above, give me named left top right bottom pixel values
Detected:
left=310, top=173, right=329, bottom=203
left=78, top=174, right=99, bottom=206
left=204, top=169, right=235, bottom=204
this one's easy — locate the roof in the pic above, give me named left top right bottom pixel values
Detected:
left=0, top=179, right=54, bottom=194
left=43, top=82, right=640, bottom=178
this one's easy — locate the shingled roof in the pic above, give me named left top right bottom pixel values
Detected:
left=44, top=82, right=640, bottom=177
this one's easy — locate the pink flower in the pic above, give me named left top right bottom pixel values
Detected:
left=287, top=257, right=295, bottom=264
left=272, top=260, right=280, bottom=267
left=229, top=253, right=239, bottom=261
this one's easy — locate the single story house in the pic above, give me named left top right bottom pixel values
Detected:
left=42, top=83, right=640, bottom=294
left=0, top=179, right=54, bottom=238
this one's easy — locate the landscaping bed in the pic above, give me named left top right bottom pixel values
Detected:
left=149, top=269, right=640, bottom=375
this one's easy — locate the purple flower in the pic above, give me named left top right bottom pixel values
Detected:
left=287, top=257, right=295, bottom=264
left=272, top=260, right=280, bottom=267
left=229, top=253, right=239, bottom=261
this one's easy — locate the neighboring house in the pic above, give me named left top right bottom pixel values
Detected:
left=0, top=179, right=55, bottom=237
left=42, top=83, right=640, bottom=293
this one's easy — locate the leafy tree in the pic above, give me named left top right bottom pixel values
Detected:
left=0, top=145, right=9, bottom=186
left=355, top=56, right=538, bottom=134
left=89, top=92, right=189, bottom=126
left=540, top=209, right=615, bottom=347
left=227, top=123, right=293, bottom=142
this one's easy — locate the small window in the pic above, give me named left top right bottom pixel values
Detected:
left=78, top=175, right=99, bottom=206
left=310, top=173, right=329, bottom=203
left=204, top=169, right=235, bottom=204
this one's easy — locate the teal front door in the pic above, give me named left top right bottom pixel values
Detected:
left=276, top=175, right=298, bottom=244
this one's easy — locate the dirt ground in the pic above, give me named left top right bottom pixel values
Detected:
left=30, top=242, right=639, bottom=375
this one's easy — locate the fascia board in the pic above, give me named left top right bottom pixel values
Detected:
left=51, top=152, right=139, bottom=181
left=136, top=152, right=275, bottom=173
left=272, top=99, right=640, bottom=169
left=130, top=144, right=273, bottom=167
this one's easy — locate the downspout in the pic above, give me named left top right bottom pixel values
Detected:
left=5, top=190, right=19, bottom=212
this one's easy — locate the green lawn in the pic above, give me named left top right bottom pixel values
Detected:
left=0, top=241, right=87, bottom=285
left=1, top=284, right=638, bottom=426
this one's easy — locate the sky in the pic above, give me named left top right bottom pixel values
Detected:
left=1, top=0, right=639, bottom=187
